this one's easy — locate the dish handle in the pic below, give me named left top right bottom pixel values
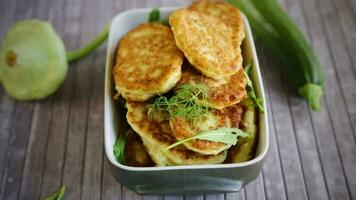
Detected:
left=134, top=177, right=243, bottom=195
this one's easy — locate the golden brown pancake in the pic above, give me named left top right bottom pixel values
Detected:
left=113, top=23, right=183, bottom=101
left=124, top=129, right=154, bottom=167
left=169, top=104, right=244, bottom=155
left=226, top=103, right=258, bottom=163
left=169, top=9, right=242, bottom=80
left=189, top=1, right=245, bottom=48
left=177, top=66, right=247, bottom=109
left=140, top=137, right=176, bottom=166
left=126, top=101, right=227, bottom=166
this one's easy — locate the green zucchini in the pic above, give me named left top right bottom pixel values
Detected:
left=228, top=0, right=325, bottom=111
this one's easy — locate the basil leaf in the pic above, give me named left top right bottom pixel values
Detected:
left=166, top=127, right=250, bottom=150
left=113, top=133, right=126, bottom=164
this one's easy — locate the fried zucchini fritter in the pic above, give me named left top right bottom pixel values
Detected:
left=124, top=129, right=154, bottom=167
left=226, top=103, right=258, bottom=163
left=126, top=101, right=227, bottom=166
left=169, top=105, right=244, bottom=155
left=113, top=23, right=183, bottom=101
left=169, top=9, right=242, bottom=80
left=189, top=1, right=245, bottom=48
left=177, top=66, right=247, bottom=109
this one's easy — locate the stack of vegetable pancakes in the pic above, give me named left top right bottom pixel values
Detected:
left=113, top=1, right=258, bottom=166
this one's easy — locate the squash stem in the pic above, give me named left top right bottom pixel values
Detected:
left=66, top=25, right=109, bottom=62
left=298, top=83, right=323, bottom=112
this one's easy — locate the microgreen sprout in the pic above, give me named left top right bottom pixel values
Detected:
left=147, top=83, right=210, bottom=123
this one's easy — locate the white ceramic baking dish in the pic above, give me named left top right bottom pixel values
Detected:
left=104, top=7, right=269, bottom=195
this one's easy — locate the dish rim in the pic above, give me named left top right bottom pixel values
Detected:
left=104, top=6, right=269, bottom=172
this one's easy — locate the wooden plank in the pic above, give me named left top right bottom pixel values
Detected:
left=18, top=98, right=53, bottom=200
left=143, top=195, right=163, bottom=200
left=122, top=186, right=142, bottom=200
left=299, top=0, right=353, bottom=199
left=99, top=0, right=132, bottom=199
left=311, top=0, right=356, bottom=199
left=225, top=190, right=245, bottom=200
left=0, top=0, right=18, bottom=195
left=80, top=51, right=105, bottom=199
left=101, top=158, right=122, bottom=200
left=80, top=0, right=111, bottom=199
left=204, top=194, right=225, bottom=200
left=164, top=195, right=183, bottom=200
left=280, top=0, right=330, bottom=199
left=263, top=2, right=308, bottom=199
left=59, top=0, right=91, bottom=199
left=346, top=0, right=356, bottom=13
left=334, top=0, right=356, bottom=75
left=39, top=0, right=77, bottom=197
left=244, top=175, right=266, bottom=200
left=184, top=195, right=204, bottom=200
left=0, top=0, right=39, bottom=199
left=0, top=102, right=34, bottom=200
left=260, top=47, right=308, bottom=199
left=333, top=0, right=356, bottom=152
left=0, top=90, right=15, bottom=199
left=257, top=48, right=287, bottom=200
left=0, top=0, right=17, bottom=38
left=17, top=0, right=65, bottom=198
left=99, top=1, right=130, bottom=200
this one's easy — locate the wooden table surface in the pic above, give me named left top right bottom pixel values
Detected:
left=1, top=0, right=356, bottom=199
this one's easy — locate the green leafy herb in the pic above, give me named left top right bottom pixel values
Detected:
left=166, top=127, right=250, bottom=150
left=244, top=64, right=265, bottom=112
left=147, top=83, right=210, bottom=123
left=148, top=8, right=168, bottom=25
left=113, top=132, right=126, bottom=164
left=44, top=186, right=65, bottom=200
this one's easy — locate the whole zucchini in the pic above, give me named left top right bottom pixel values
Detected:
left=228, top=0, right=325, bottom=111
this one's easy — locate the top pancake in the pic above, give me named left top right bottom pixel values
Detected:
left=169, top=8, right=242, bottom=80
left=126, top=101, right=227, bottom=166
left=189, top=1, right=245, bottom=48
left=113, top=23, right=183, bottom=101
left=177, top=66, right=247, bottom=109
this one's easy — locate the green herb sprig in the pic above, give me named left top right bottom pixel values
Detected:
left=244, top=64, right=265, bottom=112
left=113, top=132, right=126, bottom=164
left=44, top=186, right=65, bottom=200
left=148, top=8, right=168, bottom=25
left=166, top=127, right=250, bottom=150
left=147, top=83, right=210, bottom=123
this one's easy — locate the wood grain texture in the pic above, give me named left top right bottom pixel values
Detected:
left=0, top=0, right=18, bottom=196
left=0, top=0, right=356, bottom=199
left=282, top=0, right=329, bottom=199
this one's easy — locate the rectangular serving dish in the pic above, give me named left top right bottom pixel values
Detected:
left=104, top=7, right=269, bottom=195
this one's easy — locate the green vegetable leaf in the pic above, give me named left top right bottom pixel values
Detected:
left=113, top=132, right=126, bottom=164
left=148, top=8, right=168, bottom=25
left=147, top=83, right=210, bottom=123
left=44, top=186, right=65, bottom=200
left=166, top=127, right=250, bottom=150
left=244, top=64, right=265, bottom=112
